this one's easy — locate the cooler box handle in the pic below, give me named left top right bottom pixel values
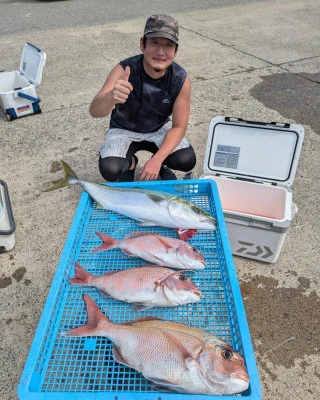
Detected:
left=225, top=116, right=290, bottom=128
left=17, top=92, right=41, bottom=103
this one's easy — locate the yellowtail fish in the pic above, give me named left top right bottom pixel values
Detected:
left=92, top=232, right=206, bottom=270
left=69, top=263, right=201, bottom=309
left=62, top=294, right=250, bottom=395
left=44, top=161, right=217, bottom=240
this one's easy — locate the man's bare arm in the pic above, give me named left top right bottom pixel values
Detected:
left=89, top=65, right=133, bottom=118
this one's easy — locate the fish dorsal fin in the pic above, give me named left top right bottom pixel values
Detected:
left=102, top=270, right=120, bottom=276
left=125, top=232, right=176, bottom=253
left=121, top=316, right=163, bottom=326
left=124, top=231, right=155, bottom=240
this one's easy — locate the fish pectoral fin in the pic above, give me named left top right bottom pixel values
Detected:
left=162, top=331, right=194, bottom=366
left=112, top=346, right=132, bottom=368
left=147, top=193, right=168, bottom=203
left=155, top=236, right=176, bottom=253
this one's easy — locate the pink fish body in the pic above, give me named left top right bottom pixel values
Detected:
left=62, top=295, right=250, bottom=395
left=92, top=232, right=206, bottom=270
left=69, top=262, right=201, bottom=308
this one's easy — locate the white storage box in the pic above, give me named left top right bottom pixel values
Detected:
left=201, top=116, right=304, bottom=263
left=0, top=42, right=46, bottom=121
left=0, top=180, right=16, bottom=252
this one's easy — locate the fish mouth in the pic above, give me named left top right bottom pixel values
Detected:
left=200, top=259, right=206, bottom=266
left=193, top=290, right=201, bottom=297
left=231, top=372, right=250, bottom=383
left=200, top=217, right=217, bottom=227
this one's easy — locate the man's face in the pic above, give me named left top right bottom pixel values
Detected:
left=141, top=37, right=177, bottom=74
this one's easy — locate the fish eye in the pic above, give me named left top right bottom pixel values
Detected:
left=221, top=349, right=233, bottom=359
left=191, top=206, right=201, bottom=214
left=179, top=275, right=188, bottom=281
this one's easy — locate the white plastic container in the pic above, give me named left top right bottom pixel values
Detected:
left=201, top=116, right=304, bottom=263
left=0, top=42, right=46, bottom=121
left=0, top=180, right=16, bottom=252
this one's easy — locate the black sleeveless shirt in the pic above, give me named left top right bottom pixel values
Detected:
left=109, top=54, right=187, bottom=133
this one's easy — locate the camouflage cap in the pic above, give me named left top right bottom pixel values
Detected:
left=143, top=14, right=179, bottom=44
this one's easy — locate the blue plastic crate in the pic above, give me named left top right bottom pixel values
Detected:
left=18, top=179, right=262, bottom=399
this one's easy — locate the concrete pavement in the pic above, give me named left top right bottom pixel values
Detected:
left=0, top=1, right=319, bottom=399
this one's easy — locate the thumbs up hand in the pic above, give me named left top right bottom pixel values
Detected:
left=122, top=66, right=130, bottom=82
left=112, top=66, right=133, bottom=104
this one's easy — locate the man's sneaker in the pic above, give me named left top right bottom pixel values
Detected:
left=118, top=155, right=138, bottom=182
left=159, top=165, right=177, bottom=180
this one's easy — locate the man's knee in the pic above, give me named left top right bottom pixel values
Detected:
left=98, top=156, right=128, bottom=181
left=165, top=147, right=196, bottom=172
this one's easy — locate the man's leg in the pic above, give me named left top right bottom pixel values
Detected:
left=98, top=156, right=130, bottom=182
left=148, top=121, right=197, bottom=179
left=98, top=129, right=138, bottom=182
left=162, top=146, right=197, bottom=178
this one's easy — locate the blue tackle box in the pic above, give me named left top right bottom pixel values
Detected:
left=18, top=179, right=262, bottom=399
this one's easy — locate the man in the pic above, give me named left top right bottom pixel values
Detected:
left=89, top=14, right=196, bottom=182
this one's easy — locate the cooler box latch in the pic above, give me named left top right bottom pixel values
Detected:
left=249, top=219, right=273, bottom=230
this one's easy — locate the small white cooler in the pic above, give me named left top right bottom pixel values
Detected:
left=0, top=42, right=46, bottom=121
left=201, top=116, right=304, bottom=263
left=0, top=180, right=16, bottom=252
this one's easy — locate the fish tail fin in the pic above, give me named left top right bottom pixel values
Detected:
left=68, top=262, right=92, bottom=286
left=92, top=232, right=118, bottom=253
left=61, top=294, right=111, bottom=337
left=43, top=160, right=79, bottom=192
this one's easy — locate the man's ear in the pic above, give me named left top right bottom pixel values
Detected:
left=140, top=37, right=145, bottom=52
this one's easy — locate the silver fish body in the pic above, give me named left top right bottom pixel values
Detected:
left=69, top=263, right=201, bottom=308
left=62, top=295, right=250, bottom=395
left=82, top=180, right=215, bottom=230
left=93, top=232, right=206, bottom=270
left=45, top=161, right=217, bottom=233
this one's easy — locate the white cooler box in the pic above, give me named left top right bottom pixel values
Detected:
left=0, top=42, right=46, bottom=121
left=0, top=180, right=16, bottom=252
left=201, top=116, right=304, bottom=263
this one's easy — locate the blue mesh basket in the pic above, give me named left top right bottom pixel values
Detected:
left=18, top=179, right=262, bottom=399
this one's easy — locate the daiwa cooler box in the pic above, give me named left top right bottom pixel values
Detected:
left=0, top=42, right=46, bottom=121
left=0, top=180, right=16, bottom=252
left=201, top=116, right=304, bottom=263
left=18, top=180, right=262, bottom=399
